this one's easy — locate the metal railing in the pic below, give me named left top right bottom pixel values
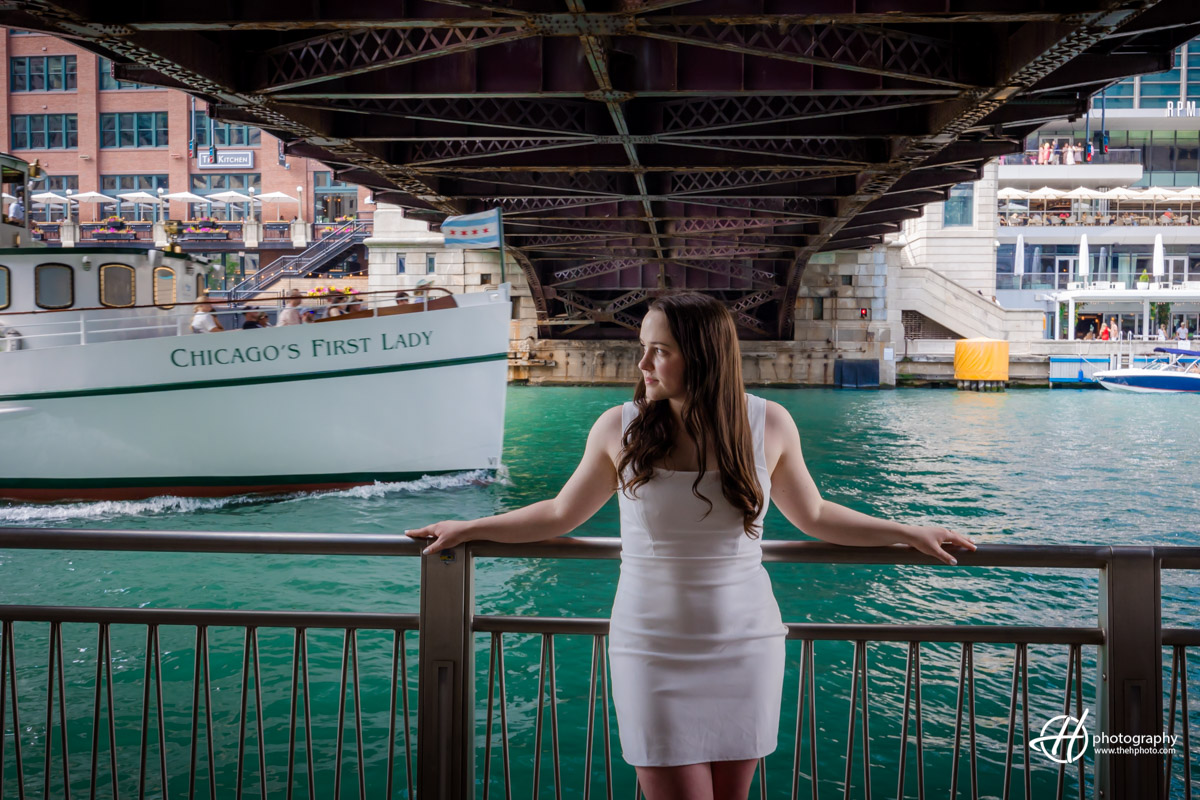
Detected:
left=998, top=148, right=1142, bottom=166
left=997, top=273, right=1200, bottom=292
left=0, top=529, right=1196, bottom=799
left=231, top=221, right=371, bottom=299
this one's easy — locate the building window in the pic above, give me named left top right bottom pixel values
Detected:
left=10, top=55, right=76, bottom=92
left=840, top=274, right=853, bottom=286
left=192, top=110, right=261, bottom=147
left=97, top=57, right=155, bottom=90
left=1139, top=48, right=1183, bottom=109
left=943, top=183, right=974, bottom=227
left=481, top=273, right=492, bottom=285
left=99, top=112, right=169, bottom=148
left=35, top=263, right=73, bottom=309
left=396, top=255, right=407, bottom=274
left=812, top=297, right=824, bottom=321
left=153, top=267, right=176, bottom=308
left=0, top=266, right=8, bottom=311
left=11, top=114, right=78, bottom=150
left=313, top=172, right=358, bottom=222
left=188, top=173, right=261, bottom=220
left=99, top=264, right=135, bottom=307
left=100, top=174, right=169, bottom=219
left=426, top=254, right=437, bottom=274
left=30, top=175, right=79, bottom=221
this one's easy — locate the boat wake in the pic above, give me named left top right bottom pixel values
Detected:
left=0, top=468, right=512, bottom=524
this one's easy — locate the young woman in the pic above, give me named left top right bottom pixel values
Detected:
left=407, top=293, right=976, bottom=800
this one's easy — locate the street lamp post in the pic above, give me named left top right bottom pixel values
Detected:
left=296, top=185, right=304, bottom=223
left=157, top=186, right=165, bottom=223
left=65, top=188, right=73, bottom=223
left=248, top=185, right=256, bottom=223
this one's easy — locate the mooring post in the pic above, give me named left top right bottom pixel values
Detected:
left=1096, top=547, right=1164, bottom=799
left=418, top=544, right=475, bottom=799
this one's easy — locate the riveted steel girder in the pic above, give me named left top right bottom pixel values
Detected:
left=4, top=0, right=1195, bottom=339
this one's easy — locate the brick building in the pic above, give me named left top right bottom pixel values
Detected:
left=0, top=27, right=371, bottom=278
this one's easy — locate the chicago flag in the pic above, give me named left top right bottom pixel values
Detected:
left=441, top=208, right=502, bottom=249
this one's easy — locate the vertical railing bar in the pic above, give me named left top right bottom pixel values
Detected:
left=400, top=632, right=414, bottom=800
left=333, top=629, right=351, bottom=800
left=188, top=627, right=203, bottom=800
left=842, top=640, right=861, bottom=800
left=497, top=633, right=512, bottom=800
left=202, top=627, right=216, bottom=800
left=4, top=620, right=28, bottom=800
left=54, top=623, right=71, bottom=800
left=301, top=630, right=316, bottom=800
left=950, top=644, right=966, bottom=800
left=861, top=642, right=871, bottom=800
left=236, top=629, right=252, bottom=800
left=1057, top=644, right=1078, bottom=800
left=632, top=776, right=640, bottom=800
left=252, top=630, right=266, bottom=800
left=914, top=642, right=925, bottom=800
left=351, top=631, right=366, bottom=800
left=791, top=639, right=806, bottom=800
left=532, top=634, right=548, bottom=800
left=1164, top=645, right=1178, bottom=800
left=104, top=625, right=118, bottom=800
left=758, top=758, right=767, bottom=800
left=136, top=626, right=152, bottom=800
left=90, top=624, right=105, bottom=800
left=967, top=643, right=979, bottom=800
left=0, top=620, right=8, bottom=799
left=43, top=621, right=58, bottom=800
left=1181, top=646, right=1191, bottom=800
left=600, top=636, right=613, bottom=800
left=1020, top=644, right=1031, bottom=800
left=484, top=634, right=498, bottom=800
left=805, top=640, right=819, bottom=800
left=386, top=631, right=400, bottom=800
left=1080, top=647, right=1089, bottom=800
left=152, top=628, right=167, bottom=800
left=1003, top=643, right=1020, bottom=800
left=583, top=636, right=600, bottom=800
left=896, top=642, right=914, bottom=800
left=285, top=629, right=301, bottom=800
left=548, top=636, right=562, bottom=800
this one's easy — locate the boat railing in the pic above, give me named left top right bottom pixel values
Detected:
left=0, top=289, right=455, bottom=350
left=0, top=529, right=1194, bottom=800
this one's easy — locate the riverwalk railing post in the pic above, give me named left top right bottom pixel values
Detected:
left=418, top=545, right=475, bottom=799
left=1096, top=547, right=1164, bottom=800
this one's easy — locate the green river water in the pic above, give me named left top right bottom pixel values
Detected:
left=1, top=386, right=1198, bottom=798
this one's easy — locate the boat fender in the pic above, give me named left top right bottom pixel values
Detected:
left=1, top=328, right=23, bottom=352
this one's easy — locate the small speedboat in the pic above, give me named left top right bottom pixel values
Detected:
left=1093, top=347, right=1200, bottom=393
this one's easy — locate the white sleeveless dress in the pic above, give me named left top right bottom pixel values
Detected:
left=610, top=393, right=788, bottom=767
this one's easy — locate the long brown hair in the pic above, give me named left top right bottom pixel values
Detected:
left=616, top=293, right=764, bottom=537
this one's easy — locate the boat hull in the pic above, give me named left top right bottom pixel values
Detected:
left=1093, top=368, right=1200, bottom=393
left=0, top=292, right=510, bottom=500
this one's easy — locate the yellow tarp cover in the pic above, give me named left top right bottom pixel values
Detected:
left=954, top=338, right=1009, bottom=381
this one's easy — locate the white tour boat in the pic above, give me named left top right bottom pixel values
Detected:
left=1093, top=347, right=1200, bottom=393
left=0, top=155, right=509, bottom=501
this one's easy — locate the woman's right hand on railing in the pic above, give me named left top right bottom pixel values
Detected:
left=406, top=520, right=474, bottom=555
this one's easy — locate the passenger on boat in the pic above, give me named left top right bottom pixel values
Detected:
left=395, top=290, right=410, bottom=305
left=191, top=297, right=225, bottom=333
left=277, top=289, right=304, bottom=326
left=1109, top=319, right=1120, bottom=341
left=1158, top=325, right=1168, bottom=341
left=241, top=308, right=263, bottom=329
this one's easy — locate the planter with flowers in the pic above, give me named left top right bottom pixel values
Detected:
left=180, top=218, right=228, bottom=240
left=93, top=216, right=135, bottom=240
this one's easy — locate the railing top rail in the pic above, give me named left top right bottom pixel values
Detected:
left=3, top=529, right=1199, bottom=568
left=0, top=604, right=420, bottom=630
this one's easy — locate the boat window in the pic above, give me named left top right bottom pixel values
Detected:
left=153, top=266, right=175, bottom=308
left=34, top=263, right=73, bottom=309
left=99, top=264, right=135, bottom=307
left=0, top=266, right=8, bottom=310
left=195, top=273, right=205, bottom=298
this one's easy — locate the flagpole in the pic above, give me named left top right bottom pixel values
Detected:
left=497, top=209, right=506, bottom=284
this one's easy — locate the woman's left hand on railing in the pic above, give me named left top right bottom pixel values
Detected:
left=406, top=520, right=473, bottom=555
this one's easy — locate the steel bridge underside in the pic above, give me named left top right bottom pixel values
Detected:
left=4, top=1, right=1198, bottom=338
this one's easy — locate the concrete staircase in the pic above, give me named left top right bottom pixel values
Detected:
left=895, top=265, right=1045, bottom=340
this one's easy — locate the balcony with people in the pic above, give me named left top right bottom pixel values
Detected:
left=996, top=185, right=1200, bottom=230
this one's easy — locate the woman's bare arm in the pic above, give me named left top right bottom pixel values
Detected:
left=767, top=402, right=976, bottom=565
left=406, top=406, right=622, bottom=554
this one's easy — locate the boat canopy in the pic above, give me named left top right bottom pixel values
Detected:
left=1153, top=347, right=1200, bottom=356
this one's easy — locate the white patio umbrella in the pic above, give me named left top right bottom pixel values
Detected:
left=2, top=192, right=15, bottom=201
left=160, top=191, right=210, bottom=204
left=1171, top=186, right=1200, bottom=218
left=1063, top=186, right=1103, bottom=199
left=1027, top=186, right=1064, bottom=222
left=31, top=192, right=70, bottom=205
left=118, top=191, right=163, bottom=221
left=1078, top=235, right=1090, bottom=282
left=207, top=190, right=255, bottom=204
left=1153, top=233, right=1165, bottom=280
left=1014, top=234, right=1025, bottom=286
left=997, top=187, right=1031, bottom=200
left=254, top=191, right=299, bottom=220
left=68, top=191, right=116, bottom=221
left=1136, top=186, right=1176, bottom=217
